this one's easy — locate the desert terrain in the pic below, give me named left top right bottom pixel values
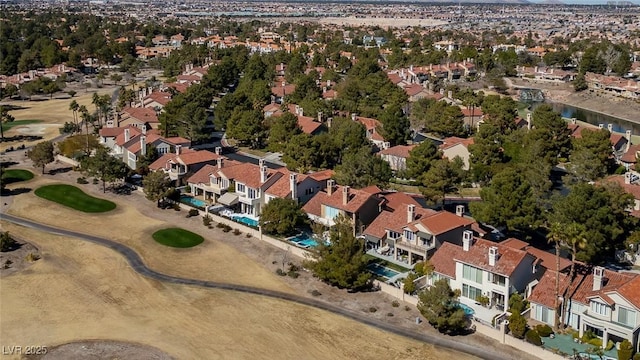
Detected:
left=317, top=17, right=446, bottom=28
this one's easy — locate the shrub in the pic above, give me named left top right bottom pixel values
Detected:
left=288, top=264, right=299, bottom=272
left=232, top=229, right=241, bottom=236
left=222, top=226, right=231, bottom=233
left=77, top=177, right=88, bottom=184
left=605, top=340, right=614, bottom=351
left=245, top=233, right=252, bottom=238
left=92, top=178, right=99, bottom=185
left=477, top=295, right=490, bottom=307
left=581, top=330, right=596, bottom=343
left=287, top=271, right=299, bottom=279
left=632, top=353, right=640, bottom=360
left=525, top=329, right=542, bottom=346
left=310, top=289, right=321, bottom=297
left=173, top=204, right=181, bottom=211
left=391, top=300, right=400, bottom=308
left=404, top=305, right=411, bottom=311
left=368, top=307, right=377, bottom=313
left=567, top=328, right=580, bottom=339
left=588, top=338, right=603, bottom=348
left=216, top=222, right=225, bottom=228
left=25, top=253, right=40, bottom=262
left=187, top=209, right=199, bottom=217
left=508, top=313, right=527, bottom=339
left=3, top=259, right=13, bottom=269
left=387, top=312, right=394, bottom=317
left=275, top=268, right=286, bottom=276
left=1, top=232, right=18, bottom=252
left=618, top=339, right=633, bottom=360
left=535, top=324, right=554, bottom=337
left=203, top=215, right=212, bottom=226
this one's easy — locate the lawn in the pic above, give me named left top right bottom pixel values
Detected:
left=1, top=119, right=42, bottom=131
left=152, top=228, right=204, bottom=248
left=1, top=169, right=34, bottom=185
left=34, top=184, right=116, bottom=213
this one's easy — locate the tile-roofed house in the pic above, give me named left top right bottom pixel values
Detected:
left=263, top=169, right=323, bottom=205
left=271, top=83, right=296, bottom=103
left=619, top=143, right=639, bottom=171
left=149, top=148, right=220, bottom=184
left=143, top=90, right=172, bottom=110
left=119, top=107, right=160, bottom=130
left=529, top=265, right=640, bottom=351
left=568, top=121, right=630, bottom=155
left=430, top=234, right=541, bottom=311
left=379, top=145, right=416, bottom=172
left=439, top=137, right=474, bottom=170
left=501, top=238, right=571, bottom=272
left=302, top=180, right=382, bottom=233
left=601, top=173, right=640, bottom=217
left=352, top=114, right=389, bottom=150
left=461, top=107, right=484, bottom=128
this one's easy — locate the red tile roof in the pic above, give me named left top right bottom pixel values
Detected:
left=409, top=211, right=475, bottom=236
left=431, top=242, right=459, bottom=278
left=121, top=107, right=159, bottom=123
left=502, top=238, right=572, bottom=271
left=271, top=84, right=296, bottom=97
left=302, top=185, right=380, bottom=216
left=364, top=206, right=437, bottom=239
left=186, top=164, right=217, bottom=184
left=620, top=144, right=640, bottom=164
left=404, top=83, right=426, bottom=96
left=307, top=169, right=334, bottom=182
left=149, top=149, right=218, bottom=170
left=440, top=137, right=474, bottom=150
left=297, top=115, right=323, bottom=135
left=380, top=191, right=422, bottom=212
left=461, top=108, right=484, bottom=117
left=602, top=174, right=640, bottom=199
left=379, top=145, right=416, bottom=158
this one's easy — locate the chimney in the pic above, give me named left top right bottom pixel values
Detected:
left=327, top=117, right=332, bottom=128
left=215, top=146, right=222, bottom=155
left=317, top=111, right=323, bottom=122
left=598, top=124, right=604, bottom=129
left=140, top=135, right=146, bottom=156
left=327, top=179, right=335, bottom=196
left=526, top=113, right=532, bottom=130
left=456, top=204, right=464, bottom=217
left=327, top=79, right=331, bottom=87
left=440, top=88, right=444, bottom=95
left=141, top=125, right=147, bottom=135
left=607, top=124, right=613, bottom=132
left=351, top=113, right=357, bottom=121
left=342, top=186, right=349, bottom=205
left=124, top=128, right=130, bottom=142
left=218, top=158, right=223, bottom=169
left=625, top=172, right=632, bottom=185
left=448, top=90, right=453, bottom=99
left=260, top=165, right=268, bottom=184
left=175, top=144, right=181, bottom=155
left=626, top=130, right=632, bottom=152
left=281, top=81, right=286, bottom=88
left=593, top=266, right=605, bottom=291
left=290, top=173, right=298, bottom=203
left=407, top=204, right=416, bottom=223
left=571, top=118, right=577, bottom=125
left=462, top=230, right=473, bottom=251
left=488, top=246, right=499, bottom=266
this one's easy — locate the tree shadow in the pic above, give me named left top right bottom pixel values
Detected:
left=0, top=241, right=23, bottom=252
left=1, top=187, right=32, bottom=196
left=49, top=167, right=73, bottom=175
left=0, top=161, right=19, bottom=168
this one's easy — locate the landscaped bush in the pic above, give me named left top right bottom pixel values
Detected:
left=216, top=222, right=225, bottom=228
left=387, top=312, right=394, bottom=317
left=391, top=300, right=400, bottom=308
left=77, top=177, right=88, bottom=184
left=632, top=353, right=640, bottom=360
left=288, top=264, right=299, bottom=272
left=245, top=233, right=251, bottom=238
left=203, top=215, right=212, bottom=226
left=566, top=328, right=579, bottom=340
left=404, top=305, right=411, bottom=311
left=173, top=204, right=181, bottom=211
left=25, top=253, right=40, bottom=262
left=232, top=229, right=241, bottom=236
left=508, top=313, right=527, bottom=339
left=618, top=339, right=633, bottom=360
left=605, top=340, right=615, bottom=351
left=525, top=329, right=543, bottom=346
left=368, top=307, right=377, bottom=313
left=92, top=178, right=99, bottom=185
left=581, top=330, right=596, bottom=343
left=310, top=289, right=321, bottom=297
left=187, top=209, right=199, bottom=218
left=275, top=268, right=286, bottom=276
left=287, top=271, right=299, bottom=278
left=588, top=338, right=603, bottom=348
left=535, top=324, right=554, bottom=337
left=3, top=259, right=13, bottom=269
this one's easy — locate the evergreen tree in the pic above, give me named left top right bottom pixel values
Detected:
left=417, top=279, right=467, bottom=334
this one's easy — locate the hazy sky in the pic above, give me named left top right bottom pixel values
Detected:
left=531, top=0, right=640, bottom=3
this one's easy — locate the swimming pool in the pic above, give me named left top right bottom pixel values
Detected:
left=289, top=233, right=319, bottom=248
left=232, top=215, right=259, bottom=227
left=457, top=303, right=475, bottom=316
left=180, top=195, right=206, bottom=208
left=366, top=263, right=400, bottom=279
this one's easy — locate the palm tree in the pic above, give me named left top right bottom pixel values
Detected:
left=0, top=105, right=16, bottom=140
left=69, top=100, right=79, bottom=133
left=563, top=222, right=587, bottom=281
left=79, top=105, right=90, bottom=154
left=91, top=93, right=101, bottom=127
left=547, top=221, right=564, bottom=331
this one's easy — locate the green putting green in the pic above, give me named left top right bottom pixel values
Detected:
left=1, top=169, right=34, bottom=185
left=34, top=184, right=116, bottom=213
left=152, top=228, right=204, bottom=248
left=1, top=119, right=42, bottom=131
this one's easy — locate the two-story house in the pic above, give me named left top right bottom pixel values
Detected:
left=430, top=233, right=540, bottom=311
left=302, top=180, right=382, bottom=234
left=529, top=266, right=640, bottom=352
left=352, top=114, right=389, bottom=150
left=378, top=145, right=416, bottom=172
left=149, top=148, right=220, bottom=185
left=393, top=205, right=476, bottom=266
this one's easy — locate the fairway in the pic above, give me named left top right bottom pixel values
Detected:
left=152, top=228, right=204, bottom=248
left=34, top=184, right=116, bottom=213
left=1, top=169, right=34, bottom=185
left=1, top=119, right=42, bottom=131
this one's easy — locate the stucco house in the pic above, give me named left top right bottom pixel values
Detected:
left=379, top=145, right=416, bottom=172
left=439, top=137, right=474, bottom=170
left=149, top=148, right=220, bottom=184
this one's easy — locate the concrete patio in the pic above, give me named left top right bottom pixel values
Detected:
left=541, top=333, right=618, bottom=360
left=458, top=296, right=504, bottom=326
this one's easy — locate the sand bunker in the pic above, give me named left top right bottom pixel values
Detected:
left=16, top=124, right=60, bottom=136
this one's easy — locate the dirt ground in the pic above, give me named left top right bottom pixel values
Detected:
left=26, top=340, right=174, bottom=360
left=0, top=236, right=40, bottom=276
left=0, top=157, right=539, bottom=360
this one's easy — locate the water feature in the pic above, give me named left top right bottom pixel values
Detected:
left=530, top=102, right=640, bottom=135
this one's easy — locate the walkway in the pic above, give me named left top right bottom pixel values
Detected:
left=2, top=213, right=517, bottom=360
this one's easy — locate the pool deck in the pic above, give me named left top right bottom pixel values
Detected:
left=366, top=249, right=412, bottom=270
left=458, top=297, right=504, bottom=325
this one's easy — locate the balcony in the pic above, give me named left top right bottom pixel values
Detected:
left=395, top=239, right=433, bottom=254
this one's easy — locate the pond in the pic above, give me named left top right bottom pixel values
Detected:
left=530, top=102, right=640, bottom=136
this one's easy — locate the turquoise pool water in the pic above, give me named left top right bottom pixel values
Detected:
left=457, top=303, right=475, bottom=316
left=232, top=215, right=259, bottom=227
left=181, top=195, right=206, bottom=208
left=366, top=263, right=400, bottom=279
left=289, top=233, right=319, bottom=248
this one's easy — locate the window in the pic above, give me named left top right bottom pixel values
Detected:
left=305, top=188, right=314, bottom=195
left=463, top=264, right=483, bottom=284
left=489, top=273, right=506, bottom=286
left=590, top=301, right=609, bottom=316
left=236, top=183, right=246, bottom=193
left=536, top=306, right=551, bottom=324
left=387, top=231, right=400, bottom=239
left=248, top=188, right=258, bottom=199
left=324, top=206, right=340, bottom=220
left=618, top=307, right=636, bottom=326
left=404, top=230, right=415, bottom=241
left=462, top=284, right=482, bottom=300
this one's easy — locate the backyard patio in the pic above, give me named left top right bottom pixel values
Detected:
left=541, top=332, right=618, bottom=360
